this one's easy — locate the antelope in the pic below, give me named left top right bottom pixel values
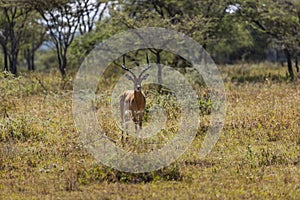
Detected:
left=119, top=53, right=151, bottom=136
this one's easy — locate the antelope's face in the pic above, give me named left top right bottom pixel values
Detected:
left=129, top=76, right=149, bottom=92
left=134, top=80, right=142, bottom=92
left=122, top=53, right=151, bottom=92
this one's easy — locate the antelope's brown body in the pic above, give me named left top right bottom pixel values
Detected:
left=119, top=90, right=146, bottom=129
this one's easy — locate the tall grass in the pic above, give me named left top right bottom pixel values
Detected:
left=0, top=63, right=299, bottom=199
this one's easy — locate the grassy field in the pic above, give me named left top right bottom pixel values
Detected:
left=0, top=63, right=299, bottom=199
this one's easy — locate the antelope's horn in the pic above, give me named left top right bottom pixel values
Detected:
left=121, top=55, right=137, bottom=79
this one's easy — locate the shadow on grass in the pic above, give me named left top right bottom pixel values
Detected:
left=77, top=163, right=182, bottom=185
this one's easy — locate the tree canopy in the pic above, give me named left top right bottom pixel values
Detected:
left=0, top=0, right=299, bottom=79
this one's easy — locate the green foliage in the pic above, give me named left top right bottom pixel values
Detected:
left=209, top=15, right=254, bottom=62
left=35, top=50, right=58, bottom=71
left=69, top=30, right=106, bottom=69
left=1, top=0, right=299, bottom=78
left=238, top=0, right=300, bottom=52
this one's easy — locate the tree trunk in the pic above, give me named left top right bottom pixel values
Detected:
left=10, top=55, right=18, bottom=75
left=59, top=55, right=67, bottom=78
left=156, top=50, right=162, bottom=93
left=9, top=43, right=19, bottom=75
left=55, top=43, right=67, bottom=79
left=284, top=48, right=294, bottom=80
left=26, top=49, right=32, bottom=71
left=59, top=65, right=66, bottom=78
left=11, top=50, right=19, bottom=75
left=26, top=48, right=35, bottom=71
left=3, top=47, right=8, bottom=71
left=0, top=39, right=9, bottom=71
left=31, top=50, right=35, bottom=71
left=295, top=57, right=299, bottom=73
left=9, top=26, right=19, bottom=75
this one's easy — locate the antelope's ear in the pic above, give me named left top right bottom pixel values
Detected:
left=125, top=74, right=135, bottom=82
left=141, top=74, right=149, bottom=81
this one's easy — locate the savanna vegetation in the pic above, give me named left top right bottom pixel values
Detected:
left=0, top=0, right=300, bottom=199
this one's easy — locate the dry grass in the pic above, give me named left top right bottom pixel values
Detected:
left=0, top=64, right=299, bottom=199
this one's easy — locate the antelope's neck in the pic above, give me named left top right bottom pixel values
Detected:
left=134, top=91, right=144, bottom=106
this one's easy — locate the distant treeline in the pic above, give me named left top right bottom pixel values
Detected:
left=0, top=0, right=299, bottom=79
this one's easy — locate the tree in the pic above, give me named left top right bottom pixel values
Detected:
left=97, top=0, right=245, bottom=90
left=33, top=0, right=109, bottom=78
left=0, top=1, right=31, bottom=74
left=238, top=0, right=300, bottom=80
left=77, top=0, right=109, bottom=35
left=22, top=12, right=46, bottom=71
left=69, top=0, right=110, bottom=69
left=93, top=0, right=210, bottom=91
left=0, top=14, right=9, bottom=71
left=34, top=0, right=83, bottom=78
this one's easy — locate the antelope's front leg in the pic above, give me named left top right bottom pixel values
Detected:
left=131, top=110, right=138, bottom=132
left=121, top=109, right=131, bottom=144
left=138, top=111, right=144, bottom=130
